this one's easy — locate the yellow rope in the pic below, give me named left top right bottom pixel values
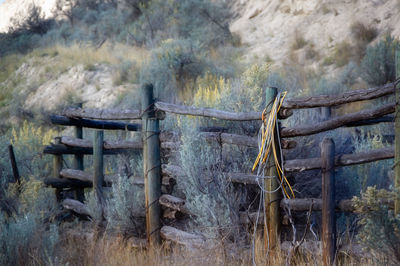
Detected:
left=252, top=92, right=295, bottom=199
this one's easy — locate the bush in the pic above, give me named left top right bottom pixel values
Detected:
left=105, top=174, right=145, bottom=237
left=352, top=187, right=400, bottom=263
left=350, top=21, right=377, bottom=44
left=0, top=178, right=59, bottom=265
left=140, top=39, right=208, bottom=99
left=360, top=35, right=400, bottom=86
left=176, top=118, right=242, bottom=240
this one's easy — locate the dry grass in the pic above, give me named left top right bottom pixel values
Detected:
left=291, top=31, right=308, bottom=51
left=46, top=228, right=386, bottom=266
left=29, top=42, right=149, bottom=74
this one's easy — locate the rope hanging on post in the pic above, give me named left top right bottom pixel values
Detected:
left=252, top=91, right=295, bottom=199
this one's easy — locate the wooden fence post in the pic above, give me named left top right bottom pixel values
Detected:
left=265, top=87, right=281, bottom=251
left=321, top=107, right=331, bottom=121
left=73, top=103, right=85, bottom=201
left=93, top=130, right=104, bottom=217
left=8, top=145, right=20, bottom=184
left=141, top=83, right=162, bottom=246
left=321, top=138, right=336, bottom=266
left=53, top=138, right=63, bottom=200
left=395, top=49, right=400, bottom=215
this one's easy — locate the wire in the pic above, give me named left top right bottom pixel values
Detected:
left=250, top=91, right=297, bottom=266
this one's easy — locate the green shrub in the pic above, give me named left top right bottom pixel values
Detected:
left=105, top=174, right=145, bottom=237
left=352, top=187, right=400, bottom=263
left=140, top=39, right=208, bottom=99
left=360, top=35, right=400, bottom=86
left=0, top=179, right=59, bottom=265
left=176, top=118, right=241, bottom=240
left=332, top=41, right=353, bottom=67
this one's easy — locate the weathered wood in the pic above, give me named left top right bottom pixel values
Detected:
left=93, top=130, right=105, bottom=219
left=228, top=172, right=261, bottom=184
left=321, top=138, right=336, bottom=266
left=8, top=145, right=20, bottom=184
left=284, top=146, right=394, bottom=172
left=265, top=87, right=281, bottom=251
left=44, top=177, right=92, bottom=188
left=282, top=82, right=396, bottom=109
left=201, top=132, right=257, bottom=147
left=43, top=144, right=131, bottom=155
left=160, top=226, right=206, bottom=248
left=395, top=49, right=400, bottom=215
left=73, top=104, right=85, bottom=201
left=60, top=168, right=169, bottom=187
left=344, top=115, right=394, bottom=127
left=155, top=101, right=262, bottom=121
left=281, top=103, right=395, bottom=138
left=60, top=169, right=112, bottom=186
left=59, top=136, right=143, bottom=150
left=52, top=138, right=63, bottom=200
left=142, top=84, right=162, bottom=246
left=63, top=107, right=141, bottom=120
left=159, top=194, right=192, bottom=219
left=162, top=164, right=264, bottom=185
left=277, top=108, right=293, bottom=119
left=62, top=198, right=91, bottom=216
left=280, top=198, right=355, bottom=212
left=50, top=115, right=141, bottom=131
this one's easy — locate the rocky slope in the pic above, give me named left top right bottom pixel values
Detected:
left=230, top=0, right=400, bottom=69
left=0, top=0, right=57, bottom=32
left=1, top=0, right=400, bottom=118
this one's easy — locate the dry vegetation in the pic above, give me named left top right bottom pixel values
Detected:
left=0, top=0, right=400, bottom=265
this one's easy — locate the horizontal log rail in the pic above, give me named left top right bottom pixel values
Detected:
left=155, top=101, right=262, bottom=121
left=284, top=146, right=394, bottom=172
left=61, top=168, right=114, bottom=185
left=44, top=177, right=93, bottom=188
left=159, top=194, right=192, bottom=219
left=282, top=82, right=396, bottom=109
left=162, top=164, right=261, bottom=185
left=160, top=226, right=206, bottom=248
left=61, top=168, right=171, bottom=186
left=62, top=198, right=91, bottom=216
left=59, top=136, right=143, bottom=150
left=201, top=132, right=296, bottom=149
left=344, top=115, right=394, bottom=127
left=158, top=195, right=394, bottom=226
left=51, top=115, right=141, bottom=131
left=43, top=144, right=130, bottom=155
left=281, top=103, right=395, bottom=138
left=63, top=107, right=142, bottom=120
left=46, top=131, right=296, bottom=156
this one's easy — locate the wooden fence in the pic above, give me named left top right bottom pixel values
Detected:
left=42, top=69, right=399, bottom=264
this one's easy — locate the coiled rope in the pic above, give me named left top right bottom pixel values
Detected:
left=251, top=91, right=295, bottom=266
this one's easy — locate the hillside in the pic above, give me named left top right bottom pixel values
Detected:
left=0, top=0, right=399, bottom=117
left=230, top=0, right=400, bottom=70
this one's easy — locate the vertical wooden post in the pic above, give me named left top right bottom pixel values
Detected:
left=321, top=107, right=331, bottom=121
left=53, top=138, right=63, bottom=201
left=93, top=130, right=104, bottom=217
left=141, top=83, right=161, bottom=246
left=73, top=103, right=85, bottom=201
left=265, top=87, right=281, bottom=251
left=321, top=138, right=336, bottom=266
left=8, top=145, right=20, bottom=184
left=395, top=49, right=400, bottom=215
